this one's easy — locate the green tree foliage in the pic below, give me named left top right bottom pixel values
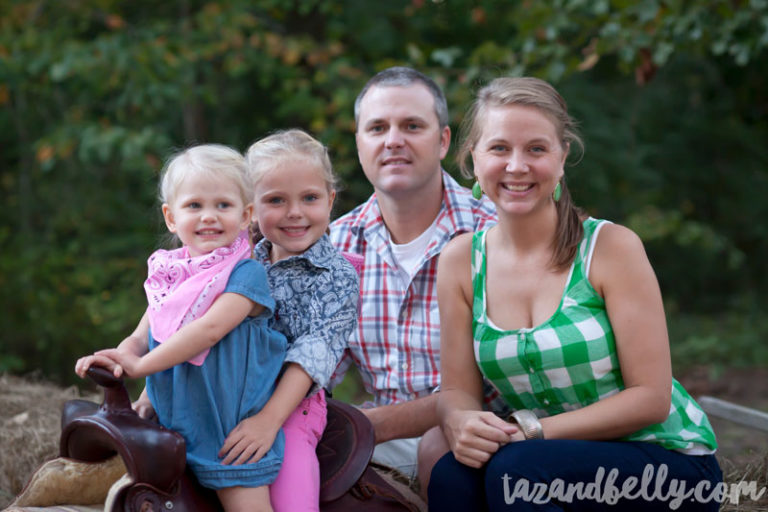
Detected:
left=1, top=0, right=766, bottom=381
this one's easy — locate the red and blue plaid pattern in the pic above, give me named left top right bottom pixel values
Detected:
left=330, top=172, right=498, bottom=406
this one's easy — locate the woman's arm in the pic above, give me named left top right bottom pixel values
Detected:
left=436, top=234, right=518, bottom=468
left=537, top=223, right=672, bottom=440
left=97, top=293, right=262, bottom=379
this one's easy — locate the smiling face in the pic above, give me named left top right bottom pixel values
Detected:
left=162, top=173, right=252, bottom=257
left=472, top=104, right=568, bottom=216
left=355, top=84, right=450, bottom=200
left=253, top=159, right=335, bottom=262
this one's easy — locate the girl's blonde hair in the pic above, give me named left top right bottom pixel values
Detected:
left=245, top=129, right=337, bottom=192
left=457, top=77, right=585, bottom=270
left=160, top=144, right=253, bottom=206
left=245, top=129, right=336, bottom=244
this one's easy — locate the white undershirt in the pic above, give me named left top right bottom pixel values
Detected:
left=388, top=217, right=440, bottom=285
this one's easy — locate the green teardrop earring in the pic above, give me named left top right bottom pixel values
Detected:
left=552, top=181, right=562, bottom=202
left=472, top=180, right=483, bottom=200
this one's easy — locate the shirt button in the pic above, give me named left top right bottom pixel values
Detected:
left=543, top=399, right=550, bottom=405
left=401, top=363, right=408, bottom=370
left=529, top=367, right=535, bottom=374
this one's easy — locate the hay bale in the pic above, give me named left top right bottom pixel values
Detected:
left=0, top=374, right=97, bottom=509
left=10, top=456, right=126, bottom=508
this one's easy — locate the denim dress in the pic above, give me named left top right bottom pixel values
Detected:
left=146, top=259, right=287, bottom=489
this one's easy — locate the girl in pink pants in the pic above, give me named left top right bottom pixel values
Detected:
left=219, top=129, right=360, bottom=511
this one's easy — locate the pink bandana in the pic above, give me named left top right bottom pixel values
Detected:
left=144, top=232, right=251, bottom=365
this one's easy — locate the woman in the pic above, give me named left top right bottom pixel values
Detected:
left=428, top=77, right=722, bottom=511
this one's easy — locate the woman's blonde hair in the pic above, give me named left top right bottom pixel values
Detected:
left=457, top=77, right=585, bottom=270
left=159, top=144, right=252, bottom=206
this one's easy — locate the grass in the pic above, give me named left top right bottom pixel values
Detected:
left=719, top=456, right=768, bottom=511
left=668, top=306, right=768, bottom=374
left=669, top=308, right=768, bottom=510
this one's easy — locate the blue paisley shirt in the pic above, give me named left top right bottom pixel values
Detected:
left=253, top=234, right=359, bottom=393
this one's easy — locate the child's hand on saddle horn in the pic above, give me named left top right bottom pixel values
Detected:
left=93, top=348, right=145, bottom=378
left=74, top=352, right=125, bottom=379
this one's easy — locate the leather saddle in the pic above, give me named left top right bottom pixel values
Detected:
left=58, top=366, right=418, bottom=511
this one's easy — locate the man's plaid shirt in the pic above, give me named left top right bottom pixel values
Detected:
left=329, top=171, right=498, bottom=407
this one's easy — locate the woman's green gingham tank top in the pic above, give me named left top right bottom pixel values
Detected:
left=472, top=217, right=717, bottom=454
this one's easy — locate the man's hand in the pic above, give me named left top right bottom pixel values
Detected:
left=219, top=411, right=281, bottom=465
left=359, top=406, right=385, bottom=443
left=358, top=394, right=440, bottom=443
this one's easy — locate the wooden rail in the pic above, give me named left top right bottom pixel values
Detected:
left=698, top=396, right=768, bottom=432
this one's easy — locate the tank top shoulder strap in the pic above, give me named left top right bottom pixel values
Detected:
left=471, top=229, right=489, bottom=323
left=576, top=217, right=612, bottom=281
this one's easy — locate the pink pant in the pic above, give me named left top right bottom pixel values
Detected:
left=269, top=389, right=327, bottom=511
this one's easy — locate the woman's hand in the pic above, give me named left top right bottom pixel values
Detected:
left=444, top=409, right=519, bottom=468
left=219, top=411, right=281, bottom=465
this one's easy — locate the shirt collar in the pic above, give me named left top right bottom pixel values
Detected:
left=437, top=170, right=486, bottom=234
left=252, top=233, right=336, bottom=270
left=350, top=170, right=482, bottom=242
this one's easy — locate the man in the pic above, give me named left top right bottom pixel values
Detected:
left=329, top=67, right=502, bottom=487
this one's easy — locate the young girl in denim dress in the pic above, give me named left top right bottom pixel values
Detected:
left=217, top=129, right=359, bottom=512
left=76, top=144, right=287, bottom=512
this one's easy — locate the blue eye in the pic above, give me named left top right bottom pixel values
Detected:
left=187, top=202, right=201, bottom=209
left=304, top=194, right=319, bottom=202
left=217, top=201, right=232, bottom=209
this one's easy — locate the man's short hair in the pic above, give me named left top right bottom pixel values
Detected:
left=354, top=66, right=449, bottom=129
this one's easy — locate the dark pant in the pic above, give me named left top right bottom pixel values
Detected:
left=428, top=440, right=722, bottom=511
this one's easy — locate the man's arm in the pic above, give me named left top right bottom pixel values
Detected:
left=360, top=393, right=439, bottom=443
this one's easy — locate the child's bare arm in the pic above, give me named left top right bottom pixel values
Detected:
left=74, top=312, right=150, bottom=378
left=116, top=311, right=151, bottom=355
left=97, top=292, right=256, bottom=378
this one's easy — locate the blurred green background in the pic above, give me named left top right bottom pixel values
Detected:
left=2, top=0, right=767, bottom=389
